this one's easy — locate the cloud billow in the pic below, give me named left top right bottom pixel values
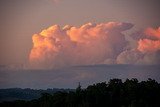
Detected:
left=117, top=27, right=160, bottom=64
left=29, top=22, right=160, bottom=69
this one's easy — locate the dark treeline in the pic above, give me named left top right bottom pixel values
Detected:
left=0, top=78, right=160, bottom=107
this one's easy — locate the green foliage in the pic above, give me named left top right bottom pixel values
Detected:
left=1, top=78, right=160, bottom=107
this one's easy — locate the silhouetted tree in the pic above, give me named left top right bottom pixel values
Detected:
left=1, top=78, right=160, bottom=107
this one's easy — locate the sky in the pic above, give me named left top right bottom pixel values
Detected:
left=0, top=65, right=160, bottom=89
left=0, top=0, right=160, bottom=65
left=0, top=0, right=160, bottom=89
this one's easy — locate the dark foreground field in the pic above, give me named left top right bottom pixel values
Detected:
left=0, top=78, right=160, bottom=107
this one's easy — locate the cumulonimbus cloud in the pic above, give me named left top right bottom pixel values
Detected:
left=117, top=27, right=160, bottom=65
left=29, top=22, right=160, bottom=69
left=138, top=27, right=160, bottom=53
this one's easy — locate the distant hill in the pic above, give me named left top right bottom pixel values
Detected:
left=0, top=88, right=74, bottom=102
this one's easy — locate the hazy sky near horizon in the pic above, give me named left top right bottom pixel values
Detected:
left=0, top=0, right=160, bottom=65
left=1, top=65, right=160, bottom=89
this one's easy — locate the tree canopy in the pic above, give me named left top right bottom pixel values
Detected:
left=0, top=78, right=160, bottom=107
